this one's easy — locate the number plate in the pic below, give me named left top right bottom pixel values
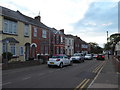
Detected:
left=50, top=62, right=54, bottom=64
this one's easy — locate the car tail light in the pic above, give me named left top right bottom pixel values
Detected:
left=102, top=56, right=104, bottom=58
left=96, top=56, right=98, bottom=58
left=56, top=59, right=60, bottom=61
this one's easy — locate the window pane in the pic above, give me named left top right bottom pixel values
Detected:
left=42, top=29, right=47, bottom=38
left=34, top=27, right=37, bottom=37
left=24, top=24, right=29, bottom=36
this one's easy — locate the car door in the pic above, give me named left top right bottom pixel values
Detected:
left=64, top=56, right=69, bottom=65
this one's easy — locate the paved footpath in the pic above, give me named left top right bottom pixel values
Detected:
left=89, top=55, right=120, bottom=89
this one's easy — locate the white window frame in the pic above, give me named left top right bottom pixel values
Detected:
left=42, top=29, right=47, bottom=38
left=10, top=44, right=16, bottom=56
left=20, top=46, right=24, bottom=56
left=2, top=43, right=6, bottom=53
left=34, top=27, right=37, bottom=37
left=3, top=19, right=17, bottom=34
left=24, top=24, right=29, bottom=36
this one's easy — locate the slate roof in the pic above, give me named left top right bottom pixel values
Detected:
left=1, top=6, right=49, bottom=29
left=49, top=27, right=63, bottom=35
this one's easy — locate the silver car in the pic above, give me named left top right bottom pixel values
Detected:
left=70, top=53, right=84, bottom=63
left=85, top=54, right=93, bottom=60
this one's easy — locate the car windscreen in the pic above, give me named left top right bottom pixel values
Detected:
left=86, top=54, right=91, bottom=56
left=52, top=56, right=63, bottom=58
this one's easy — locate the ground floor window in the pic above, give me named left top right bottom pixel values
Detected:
left=2, top=43, right=6, bottom=53
left=20, top=46, right=24, bottom=56
left=10, top=44, right=16, bottom=56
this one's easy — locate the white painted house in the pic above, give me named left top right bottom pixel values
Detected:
left=65, top=35, right=74, bottom=56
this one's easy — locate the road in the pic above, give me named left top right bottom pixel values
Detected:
left=2, top=59, right=106, bottom=88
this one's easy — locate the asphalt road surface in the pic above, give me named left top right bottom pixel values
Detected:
left=2, top=59, right=106, bottom=89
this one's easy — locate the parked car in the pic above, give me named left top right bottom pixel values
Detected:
left=70, top=53, right=84, bottom=63
left=96, top=54, right=105, bottom=60
left=85, top=54, right=93, bottom=60
left=47, top=54, right=73, bottom=68
left=93, top=54, right=98, bottom=59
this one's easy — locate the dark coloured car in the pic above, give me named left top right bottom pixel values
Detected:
left=96, top=54, right=105, bottom=60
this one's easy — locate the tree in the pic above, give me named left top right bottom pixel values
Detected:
left=89, top=42, right=103, bottom=54
left=109, top=33, right=120, bottom=54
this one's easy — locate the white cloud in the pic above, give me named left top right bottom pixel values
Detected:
left=101, top=22, right=113, bottom=26
left=0, top=0, right=118, bottom=47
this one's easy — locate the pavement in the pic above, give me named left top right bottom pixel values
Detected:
left=89, top=55, right=120, bottom=89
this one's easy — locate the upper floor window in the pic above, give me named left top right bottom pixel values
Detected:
left=61, top=36, right=63, bottom=43
left=42, top=29, right=47, bottom=38
left=24, top=24, right=29, bottom=36
left=3, top=19, right=17, bottom=34
left=34, top=27, right=37, bottom=37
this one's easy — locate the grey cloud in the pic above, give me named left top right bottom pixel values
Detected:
left=73, top=2, right=118, bottom=33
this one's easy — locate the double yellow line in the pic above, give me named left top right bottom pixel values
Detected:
left=92, top=62, right=105, bottom=73
left=74, top=79, right=90, bottom=90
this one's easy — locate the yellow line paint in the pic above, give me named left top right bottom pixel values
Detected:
left=93, top=63, right=103, bottom=73
left=80, top=79, right=90, bottom=89
left=74, top=79, right=87, bottom=90
left=94, top=64, right=104, bottom=73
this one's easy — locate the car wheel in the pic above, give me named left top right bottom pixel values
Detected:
left=59, top=63, right=63, bottom=68
left=48, top=65, right=51, bottom=68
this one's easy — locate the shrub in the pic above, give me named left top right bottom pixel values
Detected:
left=2, top=52, right=13, bottom=61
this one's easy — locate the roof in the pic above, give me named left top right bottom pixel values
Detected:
left=1, top=6, right=49, bottom=29
left=49, top=28, right=63, bottom=35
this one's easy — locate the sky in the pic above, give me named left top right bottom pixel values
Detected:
left=0, top=0, right=119, bottom=47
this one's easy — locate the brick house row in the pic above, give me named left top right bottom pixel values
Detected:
left=0, top=6, right=89, bottom=62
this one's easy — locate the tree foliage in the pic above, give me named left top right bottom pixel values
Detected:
left=89, top=42, right=103, bottom=54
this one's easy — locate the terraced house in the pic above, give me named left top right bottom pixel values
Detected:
left=18, top=12, right=50, bottom=60
left=0, top=6, right=32, bottom=62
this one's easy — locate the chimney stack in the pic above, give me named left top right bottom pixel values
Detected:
left=34, top=16, right=41, bottom=22
left=60, top=29, right=64, bottom=34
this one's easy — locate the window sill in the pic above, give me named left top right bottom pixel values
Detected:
left=2, top=32, right=18, bottom=36
left=24, top=35, right=29, bottom=37
left=12, top=56, right=19, bottom=58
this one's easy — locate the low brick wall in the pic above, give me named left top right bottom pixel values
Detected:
left=2, top=60, right=42, bottom=70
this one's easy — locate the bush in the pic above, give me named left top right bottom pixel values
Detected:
left=2, top=52, right=13, bottom=61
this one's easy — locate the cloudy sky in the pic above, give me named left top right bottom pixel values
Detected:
left=0, top=0, right=119, bottom=47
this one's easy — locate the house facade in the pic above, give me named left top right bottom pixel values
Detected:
left=74, top=36, right=81, bottom=53
left=115, top=41, right=120, bottom=56
left=17, top=10, right=51, bottom=60
left=65, top=35, right=74, bottom=56
left=0, top=6, right=31, bottom=62
left=50, top=28, right=65, bottom=56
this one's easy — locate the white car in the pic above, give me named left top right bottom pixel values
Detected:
left=85, top=54, right=93, bottom=60
left=47, top=54, right=73, bottom=68
left=70, top=53, right=84, bottom=63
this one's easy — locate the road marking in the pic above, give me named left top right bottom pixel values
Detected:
left=74, top=79, right=87, bottom=90
left=2, top=82, right=12, bottom=86
left=92, top=62, right=104, bottom=73
left=80, top=79, right=90, bottom=89
left=22, top=77, right=31, bottom=80
left=88, top=62, right=106, bottom=88
left=94, top=64, right=104, bottom=73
